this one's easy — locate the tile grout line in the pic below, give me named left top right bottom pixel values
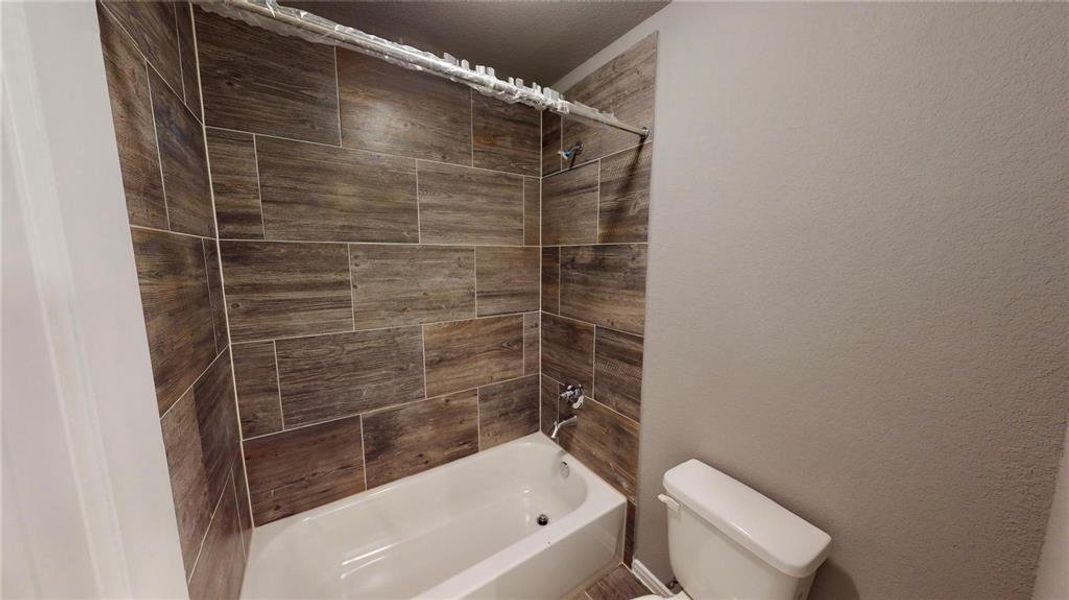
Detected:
left=216, top=237, right=592, bottom=248
left=347, top=244, right=356, bottom=331
left=273, top=341, right=285, bottom=430
left=202, top=125, right=529, bottom=180
left=186, top=468, right=233, bottom=583
left=473, top=248, right=479, bottom=317
left=469, top=89, right=475, bottom=167
left=333, top=46, right=343, bottom=144
left=415, top=162, right=422, bottom=243
left=420, top=325, right=429, bottom=403
left=358, top=416, right=369, bottom=490
left=173, top=4, right=186, bottom=105
left=143, top=62, right=172, bottom=231
left=240, top=371, right=537, bottom=443
left=158, top=344, right=229, bottom=423
left=187, top=4, right=258, bottom=535
left=199, top=240, right=221, bottom=351
left=251, top=135, right=267, bottom=238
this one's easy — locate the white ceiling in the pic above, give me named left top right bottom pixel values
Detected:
left=284, top=1, right=669, bottom=86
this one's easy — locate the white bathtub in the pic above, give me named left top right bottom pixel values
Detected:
left=241, top=432, right=627, bottom=599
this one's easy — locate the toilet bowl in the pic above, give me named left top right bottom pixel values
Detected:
left=631, top=460, right=831, bottom=600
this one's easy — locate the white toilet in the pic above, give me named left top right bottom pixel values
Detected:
left=633, top=459, right=832, bottom=600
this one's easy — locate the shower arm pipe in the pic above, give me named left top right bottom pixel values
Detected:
left=196, top=0, right=651, bottom=138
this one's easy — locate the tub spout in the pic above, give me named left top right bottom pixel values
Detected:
left=550, top=415, right=578, bottom=441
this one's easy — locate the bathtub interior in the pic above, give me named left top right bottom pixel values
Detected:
left=243, top=434, right=620, bottom=599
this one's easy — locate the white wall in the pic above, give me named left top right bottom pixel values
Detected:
left=558, top=4, right=1068, bottom=599
left=2, top=2, right=188, bottom=597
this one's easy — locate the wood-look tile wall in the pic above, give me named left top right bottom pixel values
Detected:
left=96, top=3, right=249, bottom=598
left=190, top=9, right=544, bottom=527
left=540, top=34, right=657, bottom=566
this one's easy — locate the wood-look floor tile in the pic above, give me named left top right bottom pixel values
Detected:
left=195, top=8, right=339, bottom=144
left=175, top=3, right=201, bottom=118
left=338, top=49, right=471, bottom=164
left=541, top=313, right=594, bottom=393
left=542, top=163, right=598, bottom=246
left=97, top=7, right=166, bottom=229
left=100, top=0, right=182, bottom=95
left=191, top=351, right=240, bottom=504
left=275, top=327, right=425, bottom=427
left=149, top=69, right=215, bottom=237
left=423, top=316, right=524, bottom=397
left=541, top=247, right=560, bottom=314
left=202, top=240, right=228, bottom=353
left=363, top=391, right=478, bottom=488
left=478, top=375, right=540, bottom=449
left=243, top=416, right=365, bottom=524
left=231, top=342, right=282, bottom=438
left=540, top=375, right=561, bottom=437
left=562, top=33, right=657, bottom=163
left=206, top=128, right=263, bottom=239
left=219, top=241, right=353, bottom=342
left=472, top=94, right=541, bottom=176
left=542, top=110, right=562, bottom=176
left=418, top=161, right=524, bottom=245
left=593, top=327, right=644, bottom=423
left=524, top=177, right=540, bottom=246
left=256, top=136, right=418, bottom=243
left=584, top=564, right=649, bottom=600
left=131, top=228, right=216, bottom=414
left=159, top=391, right=213, bottom=577
left=557, top=397, right=639, bottom=502
left=476, top=247, right=540, bottom=316
left=187, top=473, right=245, bottom=600
left=524, top=313, right=540, bottom=375
left=560, top=245, right=647, bottom=335
left=599, top=144, right=652, bottom=243
left=350, top=245, right=474, bottom=330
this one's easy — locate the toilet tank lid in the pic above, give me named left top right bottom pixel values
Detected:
left=663, top=459, right=831, bottom=578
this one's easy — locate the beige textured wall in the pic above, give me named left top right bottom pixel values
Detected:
left=558, top=4, right=1068, bottom=599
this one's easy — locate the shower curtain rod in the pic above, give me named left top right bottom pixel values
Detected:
left=197, top=0, right=651, bottom=138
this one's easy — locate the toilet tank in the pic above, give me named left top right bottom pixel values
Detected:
left=661, top=460, right=831, bottom=600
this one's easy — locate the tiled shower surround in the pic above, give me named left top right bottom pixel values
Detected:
left=97, top=0, right=654, bottom=595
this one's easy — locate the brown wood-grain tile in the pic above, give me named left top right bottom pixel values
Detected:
left=219, top=240, right=353, bottom=342
left=149, top=69, right=215, bottom=237
left=231, top=341, right=283, bottom=438
left=363, top=391, right=478, bottom=488
left=584, top=564, right=650, bottom=600
left=175, top=2, right=201, bottom=119
left=540, top=375, right=561, bottom=437
left=472, top=94, right=541, bottom=176
left=542, top=110, right=562, bottom=176
left=202, top=240, right=228, bottom=353
left=542, top=162, right=599, bottom=246
left=187, top=473, right=245, bottom=600
left=275, top=327, right=425, bottom=427
left=423, top=316, right=525, bottom=397
left=476, top=247, right=540, bottom=316
left=593, top=327, right=644, bottom=423
left=417, top=161, right=524, bottom=245
left=205, top=128, right=263, bottom=239
left=541, top=247, right=560, bottom=314
left=195, top=8, right=339, bottom=144
left=191, top=351, right=240, bottom=504
left=131, top=228, right=216, bottom=414
left=243, top=416, right=365, bottom=524
left=524, top=177, right=540, bottom=246
left=524, top=312, right=540, bottom=375
left=598, top=144, right=652, bottom=243
left=349, top=245, right=474, bottom=330
left=557, top=397, right=639, bottom=502
left=478, top=375, right=540, bottom=449
left=562, top=33, right=657, bottom=163
left=256, top=136, right=418, bottom=243
left=541, top=313, right=594, bottom=393
left=560, top=244, right=647, bottom=335
left=337, top=49, right=471, bottom=165
left=97, top=6, right=166, bottom=229
left=100, top=0, right=182, bottom=95
left=159, top=390, right=213, bottom=577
